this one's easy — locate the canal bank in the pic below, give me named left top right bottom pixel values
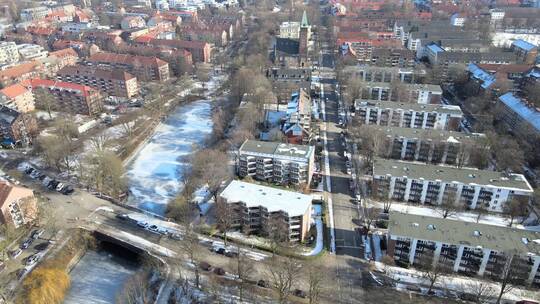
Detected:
left=125, top=74, right=226, bottom=216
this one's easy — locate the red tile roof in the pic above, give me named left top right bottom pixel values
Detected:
left=0, top=84, right=30, bottom=99
left=49, top=48, right=79, bottom=59
left=27, top=26, right=56, bottom=36
left=0, top=62, right=42, bottom=81
left=88, top=52, right=168, bottom=67
left=22, top=78, right=96, bottom=98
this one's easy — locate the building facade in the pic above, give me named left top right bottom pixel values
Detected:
left=0, top=181, right=38, bottom=228
left=355, top=100, right=463, bottom=131
left=362, top=125, right=486, bottom=166
left=0, top=105, right=38, bottom=144
left=218, top=180, right=312, bottom=242
left=496, top=92, right=540, bottom=137
left=387, top=212, right=540, bottom=288
left=372, top=158, right=533, bottom=212
left=0, top=42, right=20, bottom=65
left=0, top=84, right=35, bottom=113
left=237, top=140, right=315, bottom=186
left=57, top=65, right=139, bottom=99
left=87, top=52, right=170, bottom=81
left=22, top=79, right=103, bottom=115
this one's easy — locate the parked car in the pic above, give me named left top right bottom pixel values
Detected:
left=47, top=180, right=59, bottom=190
left=169, top=233, right=182, bottom=240
left=214, top=247, right=226, bottom=255
left=25, top=167, right=34, bottom=175
left=293, top=289, right=307, bottom=298
left=199, top=261, right=212, bottom=271
left=60, top=185, right=74, bottom=195
left=137, top=221, right=148, bottom=228
left=406, top=285, right=421, bottom=292
left=20, top=239, right=32, bottom=249
left=225, top=250, right=239, bottom=258
left=25, top=254, right=39, bottom=266
left=257, top=280, right=268, bottom=288
left=116, top=214, right=129, bottom=220
left=31, top=229, right=44, bottom=240
left=42, top=177, right=52, bottom=187
left=55, top=183, right=65, bottom=192
left=147, top=225, right=159, bottom=233
left=34, top=242, right=50, bottom=251
left=10, top=248, right=22, bottom=258
left=213, top=267, right=225, bottom=275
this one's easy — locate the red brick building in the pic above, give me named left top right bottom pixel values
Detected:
left=87, top=52, right=170, bottom=81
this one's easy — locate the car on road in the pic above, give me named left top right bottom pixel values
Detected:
left=42, top=177, right=52, bottom=187
left=225, top=250, right=239, bottom=258
left=169, top=233, right=182, bottom=240
left=24, top=167, right=34, bottom=175
left=55, top=183, right=65, bottom=192
left=61, top=185, right=74, bottom=195
left=214, top=247, right=226, bottom=255
left=10, top=248, right=22, bottom=258
left=20, top=239, right=32, bottom=249
left=47, top=180, right=59, bottom=190
left=25, top=254, right=39, bottom=266
left=293, top=289, right=307, bottom=298
left=31, top=229, right=44, bottom=240
left=116, top=213, right=129, bottom=220
left=137, top=221, right=148, bottom=228
left=147, top=225, right=159, bottom=233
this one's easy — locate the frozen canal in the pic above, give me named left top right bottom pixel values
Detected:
left=126, top=100, right=212, bottom=215
left=64, top=250, right=138, bottom=304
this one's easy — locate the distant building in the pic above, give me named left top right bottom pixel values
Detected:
left=0, top=42, right=20, bottom=65
left=283, top=89, right=312, bottom=144
left=372, top=158, right=533, bottom=211
left=57, top=65, right=138, bottom=99
left=0, top=84, right=35, bottom=113
left=279, top=21, right=301, bottom=39
left=218, top=180, right=312, bottom=242
left=87, top=52, right=170, bottom=81
left=450, top=13, right=466, bottom=27
left=20, top=7, right=51, bottom=22
left=360, top=125, right=486, bottom=166
left=48, top=48, right=79, bottom=69
left=0, top=181, right=38, bottom=229
left=357, top=82, right=442, bottom=104
left=0, top=105, right=37, bottom=144
left=387, top=212, right=540, bottom=287
left=121, top=16, right=146, bottom=30
left=496, top=92, right=540, bottom=137
left=22, top=78, right=103, bottom=115
left=17, top=44, right=48, bottom=61
left=355, top=100, right=463, bottom=131
left=0, top=61, right=45, bottom=89
left=511, top=39, right=538, bottom=65
left=237, top=140, right=315, bottom=186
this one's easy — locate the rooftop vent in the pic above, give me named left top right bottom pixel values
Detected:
left=411, top=222, right=419, bottom=227
left=468, top=174, right=476, bottom=178
left=522, top=237, right=529, bottom=244
left=473, top=230, right=482, bottom=237
left=427, top=224, right=436, bottom=230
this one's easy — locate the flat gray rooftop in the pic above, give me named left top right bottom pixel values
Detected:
left=239, top=140, right=314, bottom=160
left=389, top=211, right=540, bottom=255
left=356, top=100, right=463, bottom=116
left=373, top=158, right=533, bottom=192
left=364, top=125, right=485, bottom=143
left=220, top=180, right=312, bottom=217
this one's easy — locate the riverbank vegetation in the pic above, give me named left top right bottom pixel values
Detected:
left=17, top=230, right=95, bottom=304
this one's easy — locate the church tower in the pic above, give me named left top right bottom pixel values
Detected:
left=298, top=10, right=310, bottom=66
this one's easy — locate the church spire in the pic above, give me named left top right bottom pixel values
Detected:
left=301, top=10, right=309, bottom=27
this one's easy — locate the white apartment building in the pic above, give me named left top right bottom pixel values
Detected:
left=218, top=180, right=312, bottom=242
left=372, top=158, right=534, bottom=212
left=279, top=21, right=301, bottom=39
left=17, top=44, right=48, bottom=61
left=355, top=100, right=463, bottom=131
left=388, top=212, right=540, bottom=287
left=450, top=13, right=466, bottom=27
left=358, top=82, right=442, bottom=104
left=237, top=140, right=315, bottom=186
left=0, top=42, right=19, bottom=65
left=20, top=7, right=51, bottom=22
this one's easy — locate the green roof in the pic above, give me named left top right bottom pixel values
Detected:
left=301, top=10, right=309, bottom=27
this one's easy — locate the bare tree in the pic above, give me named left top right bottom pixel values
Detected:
left=263, top=216, right=289, bottom=256
left=363, top=207, right=379, bottom=232
left=496, top=252, right=520, bottom=304
left=437, top=190, right=460, bottom=219
left=215, top=200, right=235, bottom=246
left=463, top=280, right=496, bottom=304
left=420, top=263, right=444, bottom=295
left=191, top=148, right=231, bottom=202
left=305, top=260, right=327, bottom=304
left=230, top=243, right=254, bottom=302
left=33, top=88, right=55, bottom=119
left=344, top=77, right=364, bottom=106
left=116, top=271, right=151, bottom=304
left=503, top=198, right=528, bottom=227
left=266, top=256, right=302, bottom=304
left=178, top=228, right=202, bottom=288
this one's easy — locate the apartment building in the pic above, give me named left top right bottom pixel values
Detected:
left=357, top=82, right=442, bottom=104
left=135, top=38, right=212, bottom=63
left=279, top=21, right=301, bottom=39
left=218, top=180, right=312, bottom=242
left=237, top=140, right=315, bottom=186
left=57, top=65, right=139, bottom=99
left=48, top=48, right=79, bottom=69
left=372, top=158, right=533, bottom=212
left=0, top=61, right=47, bottom=87
left=388, top=212, right=540, bottom=287
left=0, top=42, right=20, bottom=65
left=345, top=66, right=424, bottom=84
left=22, top=79, right=103, bottom=115
left=496, top=92, right=540, bottom=137
left=362, top=125, right=486, bottom=165
left=355, top=100, right=463, bottom=131
left=0, top=84, right=35, bottom=113
left=0, top=181, right=38, bottom=229
left=17, top=44, right=48, bottom=61
left=20, top=7, right=51, bottom=22
left=87, top=52, right=170, bottom=81
left=511, top=39, right=538, bottom=65
left=0, top=105, right=38, bottom=144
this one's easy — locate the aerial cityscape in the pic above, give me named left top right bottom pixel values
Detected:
left=0, top=0, right=539, bottom=303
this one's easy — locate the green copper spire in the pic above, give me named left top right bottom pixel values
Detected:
left=301, top=10, right=309, bottom=27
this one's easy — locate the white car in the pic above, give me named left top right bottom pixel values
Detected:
left=55, top=183, right=65, bottom=192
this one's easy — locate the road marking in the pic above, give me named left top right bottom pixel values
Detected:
left=320, top=84, right=336, bottom=254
